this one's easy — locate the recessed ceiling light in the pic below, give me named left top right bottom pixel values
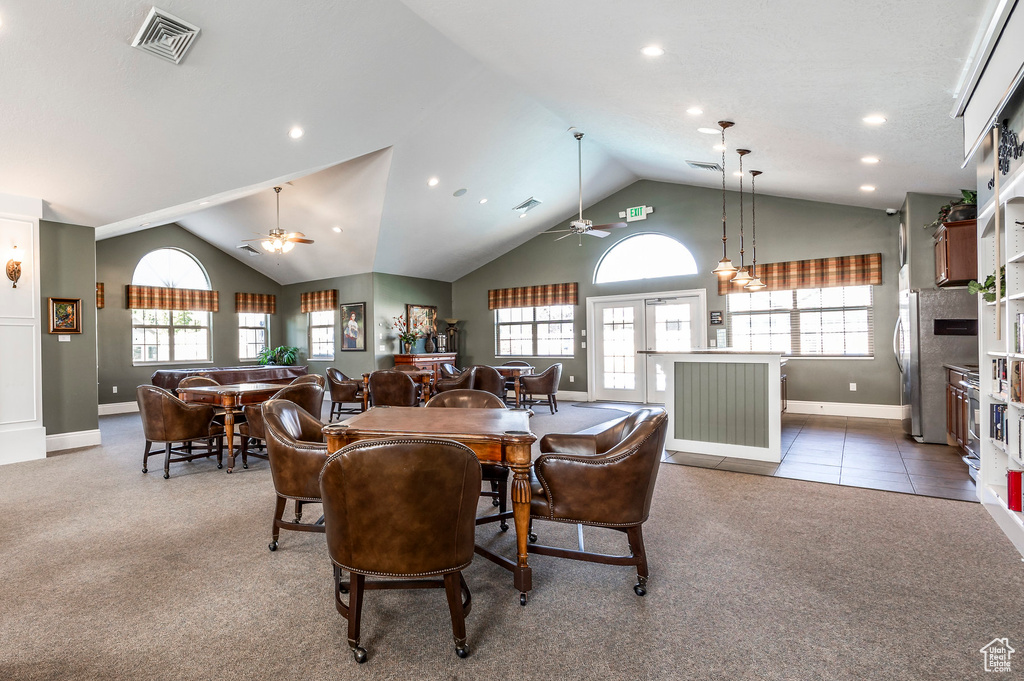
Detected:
left=288, top=126, right=304, bottom=139
left=686, top=107, right=703, bottom=116
left=479, top=198, right=488, bottom=204
left=733, top=171, right=743, bottom=177
left=860, top=185, right=876, bottom=192
left=641, top=45, right=664, bottom=57
left=698, top=127, right=720, bottom=135
left=428, top=177, right=439, bottom=187
left=199, top=200, right=210, bottom=205
left=861, top=156, right=880, bottom=164
left=141, top=222, right=150, bottom=227
left=519, top=213, right=528, bottom=219
left=332, top=226, right=342, bottom=233
left=713, top=144, right=726, bottom=151
left=862, top=115, right=886, bottom=125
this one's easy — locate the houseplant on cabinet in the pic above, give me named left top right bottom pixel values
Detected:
left=257, top=345, right=299, bottom=366
left=392, top=315, right=419, bottom=354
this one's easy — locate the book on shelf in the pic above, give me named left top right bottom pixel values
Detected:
left=1012, top=361, right=1023, bottom=403
left=1017, top=314, right=1024, bottom=354
left=991, top=403, right=1009, bottom=444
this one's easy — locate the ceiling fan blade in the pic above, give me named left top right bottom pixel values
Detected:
left=585, top=229, right=611, bottom=238
left=287, top=238, right=314, bottom=244
left=554, top=233, right=575, bottom=241
left=241, top=237, right=270, bottom=242
left=592, top=222, right=628, bottom=230
left=543, top=229, right=572, bottom=234
left=283, top=232, right=306, bottom=239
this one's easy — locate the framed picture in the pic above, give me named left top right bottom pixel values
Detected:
left=340, top=302, right=366, bottom=351
left=406, top=304, right=438, bottom=337
left=48, top=297, right=82, bottom=334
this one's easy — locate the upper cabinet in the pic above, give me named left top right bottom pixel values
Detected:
left=935, top=219, right=978, bottom=287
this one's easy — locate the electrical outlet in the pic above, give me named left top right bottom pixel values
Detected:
left=112, top=386, right=118, bottom=394
left=569, top=376, right=575, bottom=383
left=379, top=333, right=383, bottom=340
left=849, top=383, right=857, bottom=391
left=58, top=335, right=70, bottom=342
left=581, top=341, right=586, bottom=349
left=581, top=329, right=586, bottom=337
left=709, top=338, right=717, bottom=347
left=378, top=345, right=386, bottom=352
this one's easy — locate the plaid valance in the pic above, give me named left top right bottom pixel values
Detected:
left=235, top=292, right=277, bottom=314
left=718, top=253, right=882, bottom=295
left=300, top=289, right=338, bottom=313
left=126, top=285, right=220, bottom=311
left=96, top=283, right=104, bottom=309
left=488, top=282, right=578, bottom=310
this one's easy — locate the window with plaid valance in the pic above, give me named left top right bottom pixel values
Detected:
left=125, top=285, right=220, bottom=311
left=487, top=282, right=578, bottom=310
left=235, top=292, right=277, bottom=314
left=717, top=253, right=882, bottom=295
left=300, top=289, right=338, bottom=313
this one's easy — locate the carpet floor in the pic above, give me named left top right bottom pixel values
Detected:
left=2, top=403, right=1022, bottom=680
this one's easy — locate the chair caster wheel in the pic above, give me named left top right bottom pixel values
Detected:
left=491, top=498, right=500, bottom=507
left=352, top=646, right=367, bottom=664
left=268, top=541, right=278, bottom=552
left=455, top=643, right=470, bottom=658
left=499, top=521, right=509, bottom=532
left=339, top=585, right=348, bottom=594
left=528, top=532, right=538, bottom=543
left=634, top=583, right=647, bottom=596
left=217, top=463, right=223, bottom=469
left=142, top=468, right=147, bottom=474
left=243, top=463, right=248, bottom=469
left=163, top=473, right=170, bottom=479
left=520, top=592, right=528, bottom=606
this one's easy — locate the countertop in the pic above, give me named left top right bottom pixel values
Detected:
left=943, top=362, right=979, bottom=374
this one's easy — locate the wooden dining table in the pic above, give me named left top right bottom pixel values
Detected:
left=492, top=365, right=535, bottom=407
left=361, top=369, right=434, bottom=409
left=176, top=382, right=282, bottom=473
left=323, top=406, right=538, bottom=604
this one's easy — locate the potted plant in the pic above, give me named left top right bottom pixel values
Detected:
left=926, top=189, right=978, bottom=228
left=256, top=345, right=299, bottom=366
left=392, top=315, right=419, bottom=354
left=968, top=266, right=1006, bottom=303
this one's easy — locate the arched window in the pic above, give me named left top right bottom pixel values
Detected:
left=594, top=233, right=698, bottom=284
left=131, top=248, right=212, bottom=364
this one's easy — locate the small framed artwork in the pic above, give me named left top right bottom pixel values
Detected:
left=48, top=297, right=82, bottom=334
left=340, top=301, right=366, bottom=351
left=406, top=304, right=438, bottom=337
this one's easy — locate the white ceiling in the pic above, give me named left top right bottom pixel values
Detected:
left=0, top=0, right=991, bottom=283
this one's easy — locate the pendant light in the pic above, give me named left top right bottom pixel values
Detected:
left=711, top=121, right=738, bottom=277
left=730, top=149, right=753, bottom=285
left=744, top=170, right=766, bottom=291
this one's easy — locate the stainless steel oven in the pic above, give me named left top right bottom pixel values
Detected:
left=961, top=375, right=980, bottom=481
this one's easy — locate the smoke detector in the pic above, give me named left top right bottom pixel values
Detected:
left=131, top=7, right=200, bottom=64
left=686, top=160, right=723, bottom=172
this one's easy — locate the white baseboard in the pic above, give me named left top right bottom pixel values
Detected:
left=99, top=401, right=139, bottom=416
left=786, top=400, right=901, bottom=420
left=556, top=390, right=589, bottom=401
left=46, top=429, right=102, bottom=452
left=0, top=426, right=47, bottom=465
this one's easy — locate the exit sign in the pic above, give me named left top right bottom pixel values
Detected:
left=619, top=205, right=654, bottom=222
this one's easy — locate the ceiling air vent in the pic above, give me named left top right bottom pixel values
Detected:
left=237, top=244, right=262, bottom=257
left=686, top=160, right=723, bottom=172
left=131, top=7, right=200, bottom=64
left=512, top=197, right=542, bottom=214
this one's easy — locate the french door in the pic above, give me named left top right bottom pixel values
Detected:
left=589, top=290, right=706, bottom=403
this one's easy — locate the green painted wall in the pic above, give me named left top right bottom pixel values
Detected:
left=39, top=220, right=98, bottom=435
left=452, top=179, right=902, bottom=406
left=280, top=272, right=377, bottom=380
left=902, top=192, right=959, bottom=291
left=370, top=272, right=452, bottom=369
left=95, top=224, right=282, bottom=404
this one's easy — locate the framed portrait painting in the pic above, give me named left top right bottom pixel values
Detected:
left=48, top=297, right=82, bottom=334
left=340, top=302, right=366, bottom=351
left=406, top=304, right=437, bottom=337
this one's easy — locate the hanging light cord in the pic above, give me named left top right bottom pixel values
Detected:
left=721, top=127, right=727, bottom=256
left=750, top=172, right=757, bottom=276
left=578, top=134, right=584, bottom=222
left=738, top=153, right=745, bottom=268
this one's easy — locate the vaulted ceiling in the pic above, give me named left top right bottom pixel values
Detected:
left=0, top=0, right=989, bottom=283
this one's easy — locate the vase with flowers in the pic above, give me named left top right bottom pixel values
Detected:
left=392, top=315, right=419, bottom=354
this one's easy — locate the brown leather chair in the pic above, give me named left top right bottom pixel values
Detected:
left=176, top=376, right=243, bottom=428
left=367, top=370, right=418, bottom=407
left=500, top=360, right=532, bottom=404
left=438, top=363, right=462, bottom=379
left=320, top=437, right=481, bottom=662
left=528, top=407, right=668, bottom=596
left=239, top=383, right=325, bottom=467
left=263, top=399, right=329, bottom=551
left=425, top=389, right=513, bottom=531
left=467, top=365, right=504, bottom=398
left=434, top=369, right=474, bottom=393
left=291, top=373, right=326, bottom=389
left=326, top=368, right=364, bottom=421
left=137, top=385, right=224, bottom=479
left=521, top=363, right=563, bottom=414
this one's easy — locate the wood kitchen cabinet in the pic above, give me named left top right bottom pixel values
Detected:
left=935, top=219, right=977, bottom=287
left=945, top=367, right=970, bottom=451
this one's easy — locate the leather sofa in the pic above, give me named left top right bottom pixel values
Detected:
left=151, top=365, right=308, bottom=391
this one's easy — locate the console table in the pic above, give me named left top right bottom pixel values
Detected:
left=152, top=365, right=307, bottom=391
left=394, top=353, right=457, bottom=375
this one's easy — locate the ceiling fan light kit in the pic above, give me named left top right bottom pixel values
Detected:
left=712, top=121, right=737, bottom=278
left=245, top=186, right=314, bottom=254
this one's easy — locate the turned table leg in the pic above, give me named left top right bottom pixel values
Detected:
left=224, top=408, right=236, bottom=473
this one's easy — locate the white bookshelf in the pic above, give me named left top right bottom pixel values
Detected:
left=977, top=168, right=1024, bottom=556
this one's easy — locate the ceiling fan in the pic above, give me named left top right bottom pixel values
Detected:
left=544, top=130, right=627, bottom=245
left=242, top=186, right=314, bottom=253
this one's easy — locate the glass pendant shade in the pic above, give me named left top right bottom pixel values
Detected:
left=260, top=240, right=275, bottom=253
left=713, top=257, right=737, bottom=277
left=744, top=276, right=766, bottom=291
left=281, top=240, right=295, bottom=253
left=731, top=266, right=753, bottom=285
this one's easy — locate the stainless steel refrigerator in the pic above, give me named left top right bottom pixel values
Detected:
left=895, top=265, right=978, bottom=443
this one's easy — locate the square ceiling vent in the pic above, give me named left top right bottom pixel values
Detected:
left=131, top=7, right=200, bottom=64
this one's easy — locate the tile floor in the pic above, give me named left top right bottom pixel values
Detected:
left=662, top=413, right=978, bottom=502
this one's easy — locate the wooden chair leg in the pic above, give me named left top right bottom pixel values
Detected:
left=269, top=495, right=287, bottom=551
left=444, top=572, right=470, bottom=657
left=163, top=443, right=172, bottom=479
left=216, top=435, right=224, bottom=469
left=294, top=500, right=304, bottom=523
left=552, top=393, right=558, bottom=413
left=547, top=394, right=556, bottom=414
left=497, top=477, right=508, bottom=531
left=627, top=525, right=648, bottom=596
left=347, top=574, right=367, bottom=663
left=142, top=440, right=152, bottom=474
left=241, top=437, right=249, bottom=469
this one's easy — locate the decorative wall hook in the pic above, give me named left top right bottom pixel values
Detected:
left=6, top=245, right=21, bottom=288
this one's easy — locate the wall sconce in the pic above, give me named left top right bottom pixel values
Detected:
left=6, top=245, right=21, bottom=289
